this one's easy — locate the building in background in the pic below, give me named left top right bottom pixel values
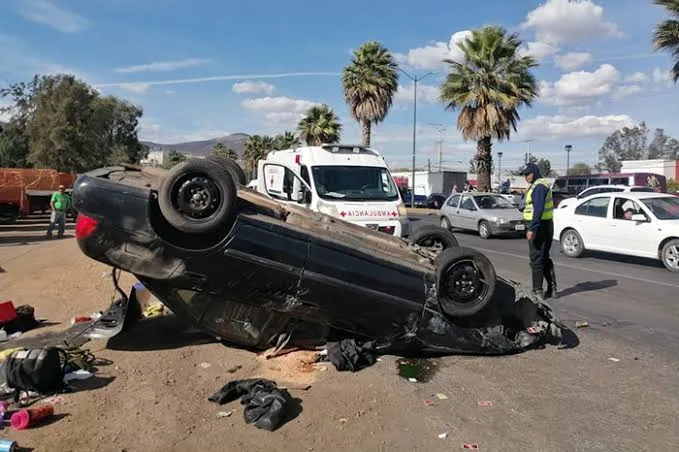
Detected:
left=141, top=147, right=167, bottom=166
left=621, top=159, right=679, bottom=181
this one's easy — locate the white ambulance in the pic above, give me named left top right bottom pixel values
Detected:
left=255, top=144, right=410, bottom=237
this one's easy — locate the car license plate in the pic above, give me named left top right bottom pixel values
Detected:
left=515, top=224, right=525, bottom=231
left=366, top=224, right=378, bottom=230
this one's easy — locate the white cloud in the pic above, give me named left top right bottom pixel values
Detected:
left=519, top=41, right=558, bottom=61
left=519, top=114, right=635, bottom=140
left=165, top=90, right=175, bottom=95
left=232, top=80, right=276, bottom=95
left=113, top=58, right=211, bottom=74
left=554, top=52, right=593, bottom=71
left=394, top=31, right=472, bottom=70
left=625, top=72, right=648, bottom=83
left=15, top=0, right=88, bottom=33
left=264, top=112, right=305, bottom=127
left=652, top=67, right=671, bottom=83
left=394, top=83, right=440, bottom=104
left=241, top=96, right=318, bottom=113
left=539, top=64, right=620, bottom=106
left=520, top=0, right=621, bottom=45
left=119, top=83, right=150, bottom=94
left=139, top=121, right=232, bottom=144
left=612, top=85, right=642, bottom=100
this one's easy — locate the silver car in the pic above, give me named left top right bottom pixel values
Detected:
left=439, top=192, right=526, bottom=239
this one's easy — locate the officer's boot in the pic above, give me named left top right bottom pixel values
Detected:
left=544, top=265, right=557, bottom=299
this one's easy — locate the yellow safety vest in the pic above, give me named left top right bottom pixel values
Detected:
left=523, top=178, right=554, bottom=221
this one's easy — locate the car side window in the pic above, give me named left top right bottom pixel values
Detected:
left=574, top=197, right=610, bottom=218
left=447, top=194, right=460, bottom=207
left=613, top=198, right=648, bottom=221
left=460, top=195, right=475, bottom=210
left=300, top=165, right=311, bottom=185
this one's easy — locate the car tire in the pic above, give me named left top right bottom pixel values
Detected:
left=205, top=155, right=247, bottom=186
left=661, top=238, right=679, bottom=272
left=561, top=229, right=584, bottom=258
left=478, top=220, right=492, bottom=239
left=434, top=246, right=496, bottom=318
left=409, top=224, right=459, bottom=252
left=440, top=216, right=452, bottom=230
left=158, top=158, right=237, bottom=235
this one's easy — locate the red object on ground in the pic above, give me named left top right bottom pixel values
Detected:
left=11, top=404, right=54, bottom=430
left=0, top=301, right=17, bottom=324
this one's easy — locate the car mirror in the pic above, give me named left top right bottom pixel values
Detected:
left=631, top=213, right=648, bottom=222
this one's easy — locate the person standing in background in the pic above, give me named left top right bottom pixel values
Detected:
left=46, top=185, right=70, bottom=239
left=519, top=163, right=557, bottom=300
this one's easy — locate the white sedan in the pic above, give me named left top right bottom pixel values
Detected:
left=553, top=192, right=679, bottom=272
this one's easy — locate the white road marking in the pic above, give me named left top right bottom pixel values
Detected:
left=468, top=246, right=679, bottom=289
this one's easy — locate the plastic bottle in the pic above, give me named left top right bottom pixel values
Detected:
left=10, top=404, right=54, bottom=430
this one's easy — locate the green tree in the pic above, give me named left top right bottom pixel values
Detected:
left=297, top=104, right=342, bottom=146
left=598, top=122, right=679, bottom=172
left=536, top=158, right=553, bottom=177
left=0, top=122, right=29, bottom=167
left=212, top=142, right=238, bottom=160
left=440, top=25, right=538, bottom=191
left=653, top=0, right=679, bottom=82
left=667, top=178, right=679, bottom=193
left=164, top=149, right=186, bottom=168
left=273, top=131, right=301, bottom=150
left=569, top=162, right=592, bottom=176
left=342, top=41, right=399, bottom=146
left=243, top=135, right=267, bottom=177
left=91, top=95, right=147, bottom=164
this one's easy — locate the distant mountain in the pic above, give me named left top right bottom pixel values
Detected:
left=141, top=133, right=250, bottom=158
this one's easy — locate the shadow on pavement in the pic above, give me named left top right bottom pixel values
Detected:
left=558, top=327, right=580, bottom=350
left=558, top=279, right=619, bottom=297
left=0, top=223, right=74, bottom=233
left=582, top=251, right=666, bottom=269
left=106, top=314, right=217, bottom=352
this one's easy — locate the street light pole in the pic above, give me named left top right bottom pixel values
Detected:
left=565, top=144, right=572, bottom=176
left=497, top=151, right=503, bottom=183
left=398, top=68, right=436, bottom=207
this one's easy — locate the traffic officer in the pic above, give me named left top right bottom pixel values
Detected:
left=519, top=163, right=557, bottom=299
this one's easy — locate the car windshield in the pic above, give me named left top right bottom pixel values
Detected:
left=311, top=165, right=400, bottom=201
left=474, top=194, right=515, bottom=209
left=640, top=196, right=679, bottom=220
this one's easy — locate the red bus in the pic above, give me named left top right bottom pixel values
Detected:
left=551, top=172, right=666, bottom=195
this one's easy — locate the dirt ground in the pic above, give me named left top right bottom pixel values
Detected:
left=1, top=217, right=679, bottom=451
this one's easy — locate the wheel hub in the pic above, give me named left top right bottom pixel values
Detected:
left=175, top=176, right=221, bottom=219
left=666, top=245, right=679, bottom=269
left=443, top=260, right=486, bottom=304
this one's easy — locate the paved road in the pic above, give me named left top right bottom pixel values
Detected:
left=411, top=213, right=679, bottom=358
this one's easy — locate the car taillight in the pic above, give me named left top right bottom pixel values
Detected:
left=75, top=214, right=98, bottom=239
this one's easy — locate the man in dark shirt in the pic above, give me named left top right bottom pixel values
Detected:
left=519, top=163, right=557, bottom=299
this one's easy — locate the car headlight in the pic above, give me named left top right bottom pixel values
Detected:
left=397, top=201, right=408, bottom=217
left=317, top=200, right=338, bottom=217
left=494, top=217, right=507, bottom=224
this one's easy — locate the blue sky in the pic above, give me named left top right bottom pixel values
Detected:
left=1, top=0, right=678, bottom=173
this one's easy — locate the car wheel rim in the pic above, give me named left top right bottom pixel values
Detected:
left=480, top=224, right=488, bottom=237
left=441, top=218, right=450, bottom=229
left=563, top=233, right=579, bottom=255
left=175, top=175, right=222, bottom=219
left=666, top=245, right=679, bottom=269
left=443, top=259, right=489, bottom=304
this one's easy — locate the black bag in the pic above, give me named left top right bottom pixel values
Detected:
left=1, top=347, right=67, bottom=394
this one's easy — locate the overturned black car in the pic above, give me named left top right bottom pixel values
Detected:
left=71, top=157, right=563, bottom=356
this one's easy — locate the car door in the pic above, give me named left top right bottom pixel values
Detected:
left=571, top=195, right=612, bottom=250
left=606, top=197, right=658, bottom=257
left=262, top=163, right=313, bottom=207
left=443, top=194, right=461, bottom=227
left=457, top=194, right=477, bottom=230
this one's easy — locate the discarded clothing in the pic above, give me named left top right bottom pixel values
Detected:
left=0, top=347, right=67, bottom=395
left=208, top=378, right=293, bottom=431
left=323, top=339, right=377, bottom=372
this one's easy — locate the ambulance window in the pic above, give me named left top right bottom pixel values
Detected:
left=300, top=165, right=310, bottom=184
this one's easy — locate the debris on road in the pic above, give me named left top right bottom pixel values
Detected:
left=478, top=400, right=493, bottom=407
left=435, top=393, right=448, bottom=400
left=408, top=378, right=417, bottom=383
left=575, top=320, right=589, bottom=328
left=63, top=369, right=93, bottom=384
left=226, top=364, right=242, bottom=373
left=208, top=378, right=295, bottom=431
left=608, top=357, right=621, bottom=362
left=424, top=399, right=434, bottom=406
left=438, top=433, right=448, bottom=439
left=10, top=403, right=55, bottom=430
left=317, top=339, right=376, bottom=372
left=463, top=443, right=480, bottom=450
left=199, top=362, right=211, bottom=369
left=216, top=411, right=232, bottom=418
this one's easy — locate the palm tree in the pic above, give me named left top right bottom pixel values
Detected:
left=342, top=41, right=399, bottom=146
left=212, top=142, right=238, bottom=160
left=653, top=0, right=679, bottom=82
left=297, top=104, right=342, bottom=146
left=274, top=131, right=301, bottom=150
left=439, top=25, right=538, bottom=191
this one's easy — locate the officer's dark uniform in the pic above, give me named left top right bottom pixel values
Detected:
left=519, top=163, right=557, bottom=299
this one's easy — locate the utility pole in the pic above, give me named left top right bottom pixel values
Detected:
left=521, top=139, right=535, bottom=163
left=565, top=144, right=572, bottom=176
left=428, top=123, right=446, bottom=172
left=398, top=68, right=436, bottom=207
left=497, top=151, right=503, bottom=182
left=427, top=158, right=431, bottom=173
